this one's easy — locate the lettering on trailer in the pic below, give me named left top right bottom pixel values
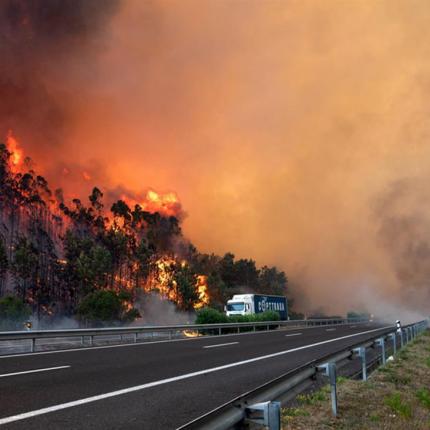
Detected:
left=257, top=297, right=285, bottom=312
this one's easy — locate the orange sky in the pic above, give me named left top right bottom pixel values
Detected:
left=4, top=0, right=430, bottom=318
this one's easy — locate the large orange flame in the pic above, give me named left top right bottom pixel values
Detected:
left=5, top=130, right=24, bottom=172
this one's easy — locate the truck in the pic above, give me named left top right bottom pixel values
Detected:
left=225, top=294, right=288, bottom=320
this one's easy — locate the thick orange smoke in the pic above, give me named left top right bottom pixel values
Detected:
left=2, top=1, right=430, bottom=319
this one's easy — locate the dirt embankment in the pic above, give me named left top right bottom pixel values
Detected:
left=282, top=329, right=430, bottom=429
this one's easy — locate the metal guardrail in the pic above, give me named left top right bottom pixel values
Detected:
left=0, top=317, right=368, bottom=354
left=178, top=319, right=429, bottom=430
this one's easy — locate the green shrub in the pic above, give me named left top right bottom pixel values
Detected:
left=0, top=295, right=31, bottom=330
left=195, top=307, right=228, bottom=324
left=77, top=290, right=140, bottom=325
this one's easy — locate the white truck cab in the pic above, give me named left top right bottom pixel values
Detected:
left=225, top=294, right=254, bottom=317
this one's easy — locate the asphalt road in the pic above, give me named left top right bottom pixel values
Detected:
left=0, top=323, right=393, bottom=429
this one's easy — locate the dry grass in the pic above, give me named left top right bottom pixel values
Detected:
left=282, top=330, right=430, bottom=429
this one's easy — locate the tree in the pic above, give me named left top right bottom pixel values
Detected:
left=0, top=238, right=8, bottom=295
left=134, top=238, right=154, bottom=286
left=76, top=245, right=112, bottom=294
left=174, top=265, right=199, bottom=311
left=258, top=266, right=288, bottom=295
left=12, top=237, right=38, bottom=300
left=111, top=200, right=131, bottom=227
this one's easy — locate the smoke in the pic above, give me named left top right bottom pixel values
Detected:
left=0, top=0, right=119, bottom=190
left=134, top=293, right=193, bottom=326
left=2, top=1, right=430, bottom=317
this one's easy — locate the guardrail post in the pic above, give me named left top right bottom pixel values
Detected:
left=89, top=335, right=93, bottom=347
left=376, top=338, right=386, bottom=365
left=354, top=347, right=367, bottom=381
left=399, top=329, right=404, bottom=348
left=31, top=337, right=36, bottom=353
left=134, top=333, right=138, bottom=343
left=245, top=401, right=280, bottom=430
left=318, top=362, right=337, bottom=416
left=388, top=333, right=396, bottom=355
left=81, top=336, right=84, bottom=346
left=218, top=327, right=222, bottom=336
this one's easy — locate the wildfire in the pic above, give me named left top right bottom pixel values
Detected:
left=145, top=255, right=178, bottom=301
left=121, top=189, right=182, bottom=218
left=5, top=130, right=24, bottom=172
left=183, top=330, right=201, bottom=338
left=194, top=275, right=209, bottom=309
left=2, top=132, right=208, bottom=315
left=144, top=256, right=209, bottom=309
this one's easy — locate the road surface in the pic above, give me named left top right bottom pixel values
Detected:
left=0, top=323, right=392, bottom=429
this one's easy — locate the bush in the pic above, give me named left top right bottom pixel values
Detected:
left=0, top=295, right=31, bottom=330
left=195, top=307, right=228, bottom=324
left=77, top=290, right=140, bottom=325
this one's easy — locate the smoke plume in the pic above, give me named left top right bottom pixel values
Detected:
left=2, top=0, right=430, bottom=319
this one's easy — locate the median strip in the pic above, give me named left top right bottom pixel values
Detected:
left=0, top=326, right=392, bottom=425
left=203, top=342, right=238, bottom=349
left=0, top=366, right=70, bottom=379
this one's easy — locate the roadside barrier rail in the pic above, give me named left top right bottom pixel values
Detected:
left=0, top=317, right=368, bottom=354
left=178, top=319, right=429, bottom=430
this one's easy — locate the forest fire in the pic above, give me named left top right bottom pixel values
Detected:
left=0, top=132, right=210, bottom=317
left=120, top=190, right=182, bottom=219
left=144, top=256, right=210, bottom=309
left=195, top=275, right=209, bottom=309
left=5, top=130, right=23, bottom=172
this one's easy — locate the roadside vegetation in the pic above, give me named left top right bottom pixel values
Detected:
left=0, top=295, right=31, bottom=330
left=195, top=307, right=280, bottom=324
left=282, top=329, right=430, bottom=429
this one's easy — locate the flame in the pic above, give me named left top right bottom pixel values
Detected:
left=145, top=255, right=178, bottom=301
left=183, top=330, right=201, bottom=338
left=120, top=190, right=181, bottom=218
left=194, top=275, right=209, bottom=309
left=144, top=256, right=210, bottom=309
left=82, top=171, right=91, bottom=181
left=5, top=130, right=24, bottom=172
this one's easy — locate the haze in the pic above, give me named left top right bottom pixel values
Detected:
left=3, top=0, right=430, bottom=318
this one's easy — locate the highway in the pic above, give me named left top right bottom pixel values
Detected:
left=0, top=323, right=393, bottom=429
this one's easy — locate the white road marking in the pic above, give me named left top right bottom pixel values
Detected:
left=0, top=326, right=392, bottom=425
left=326, top=328, right=336, bottom=331
left=203, top=342, right=238, bottom=349
left=0, top=366, right=70, bottom=378
left=285, top=333, right=302, bottom=337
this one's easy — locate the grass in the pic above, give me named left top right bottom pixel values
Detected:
left=297, top=390, right=327, bottom=405
left=384, top=392, right=412, bottom=418
left=416, top=388, right=430, bottom=409
left=282, top=328, right=430, bottom=429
